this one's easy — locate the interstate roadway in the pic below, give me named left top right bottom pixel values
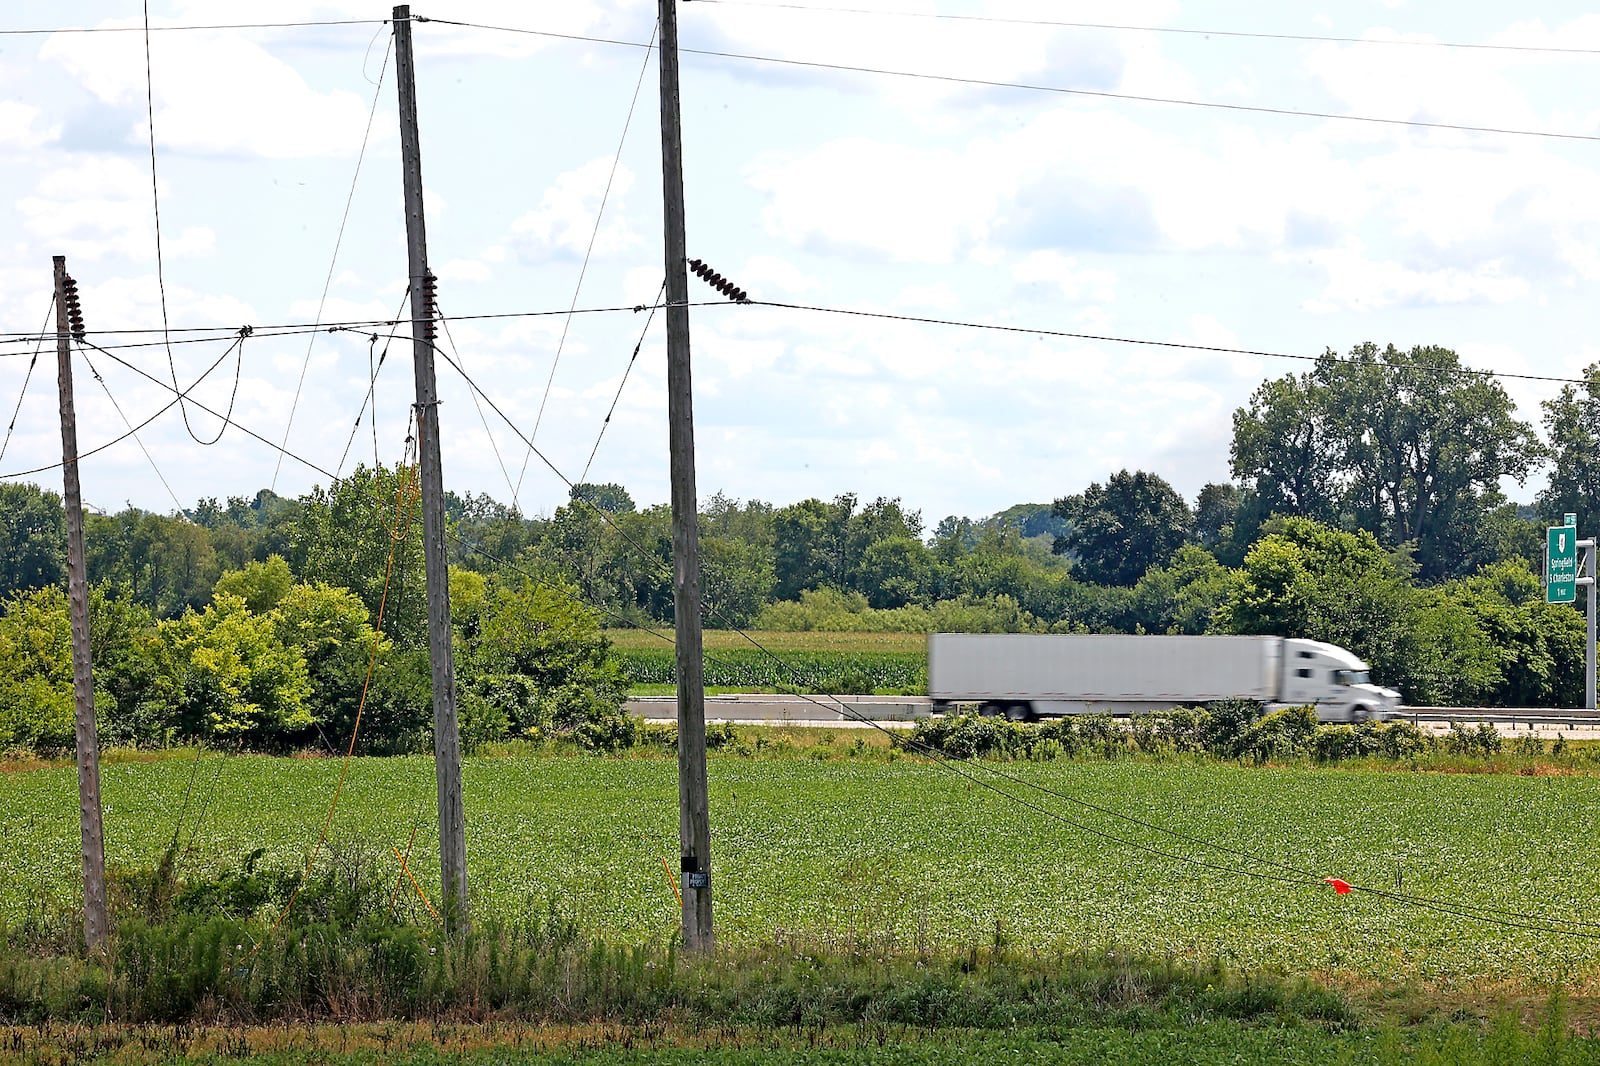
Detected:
left=624, top=694, right=1600, bottom=736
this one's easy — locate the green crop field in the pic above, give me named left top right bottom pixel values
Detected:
left=604, top=630, right=927, bottom=653
left=607, top=629, right=927, bottom=692
left=3, top=752, right=1599, bottom=989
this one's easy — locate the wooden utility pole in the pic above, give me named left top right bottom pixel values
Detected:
left=658, top=0, right=714, bottom=952
left=54, top=255, right=108, bottom=952
left=393, top=4, right=469, bottom=931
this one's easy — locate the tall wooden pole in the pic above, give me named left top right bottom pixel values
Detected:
left=658, top=0, right=713, bottom=952
left=393, top=5, right=468, bottom=931
left=54, top=255, right=108, bottom=952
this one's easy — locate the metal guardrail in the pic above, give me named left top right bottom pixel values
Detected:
left=1402, top=706, right=1600, bottom=728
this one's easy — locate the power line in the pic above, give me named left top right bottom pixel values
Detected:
left=273, top=33, right=394, bottom=492
left=686, top=0, right=1600, bottom=58
left=517, top=18, right=661, bottom=509
left=425, top=17, right=1600, bottom=144
left=582, top=279, right=666, bottom=483
left=141, top=0, right=213, bottom=448
left=0, top=18, right=387, bottom=36
left=434, top=299, right=518, bottom=505
left=0, top=334, right=247, bottom=481
left=743, top=298, right=1596, bottom=387
left=334, top=294, right=410, bottom=480
left=0, top=300, right=54, bottom=465
left=0, top=300, right=692, bottom=350
left=76, top=343, right=186, bottom=513
left=74, top=339, right=342, bottom=483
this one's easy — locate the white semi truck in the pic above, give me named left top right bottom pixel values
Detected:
left=927, top=634, right=1401, bottom=723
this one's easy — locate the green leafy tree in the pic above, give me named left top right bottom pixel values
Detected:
left=854, top=535, right=931, bottom=609
left=85, top=510, right=220, bottom=617
left=1317, top=343, right=1539, bottom=578
left=272, top=582, right=426, bottom=753
left=772, top=495, right=856, bottom=600
left=569, top=482, right=635, bottom=515
left=0, top=586, right=75, bottom=751
left=457, top=578, right=626, bottom=739
left=1539, top=362, right=1600, bottom=534
left=702, top=535, right=776, bottom=626
left=213, top=555, right=294, bottom=613
left=1218, top=518, right=1418, bottom=695
left=158, top=594, right=312, bottom=744
left=89, top=584, right=169, bottom=746
left=1053, top=470, right=1192, bottom=586
left=1230, top=373, right=1342, bottom=523
left=0, top=483, right=65, bottom=599
left=1130, top=545, right=1232, bottom=634
left=289, top=464, right=427, bottom=649
left=1232, top=345, right=1541, bottom=579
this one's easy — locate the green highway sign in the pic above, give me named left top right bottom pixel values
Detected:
left=1548, top=524, right=1578, bottom=604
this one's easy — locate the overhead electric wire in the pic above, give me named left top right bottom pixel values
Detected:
left=77, top=342, right=187, bottom=513
left=425, top=17, right=1600, bottom=144
left=0, top=300, right=696, bottom=350
left=273, top=33, right=393, bottom=492
left=76, top=338, right=341, bottom=484
left=334, top=294, right=409, bottom=479
left=581, top=279, right=666, bottom=483
left=686, top=0, right=1600, bottom=58
left=0, top=300, right=54, bottom=465
left=516, top=17, right=661, bottom=508
left=142, top=0, right=225, bottom=448
left=434, top=299, right=519, bottom=505
left=0, top=334, right=248, bottom=480
left=0, top=18, right=386, bottom=36
left=743, top=298, right=1596, bottom=386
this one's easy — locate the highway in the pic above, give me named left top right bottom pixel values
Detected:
left=626, top=695, right=1600, bottom=736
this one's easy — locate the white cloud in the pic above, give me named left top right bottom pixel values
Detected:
left=41, top=26, right=376, bottom=159
left=1300, top=240, right=1531, bottom=311
left=1011, top=250, right=1116, bottom=303
left=510, top=159, right=641, bottom=262
left=0, top=102, right=55, bottom=148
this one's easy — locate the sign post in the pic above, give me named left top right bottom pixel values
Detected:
left=1549, top=515, right=1597, bottom=709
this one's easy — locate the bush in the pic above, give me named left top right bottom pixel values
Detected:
left=1239, top=706, right=1318, bottom=762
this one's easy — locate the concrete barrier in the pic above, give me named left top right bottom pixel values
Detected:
left=626, top=693, right=933, bottom=723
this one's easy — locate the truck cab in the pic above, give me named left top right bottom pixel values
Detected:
left=1279, top=639, right=1401, bottom=722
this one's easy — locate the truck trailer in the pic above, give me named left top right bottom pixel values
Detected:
left=927, top=633, right=1401, bottom=723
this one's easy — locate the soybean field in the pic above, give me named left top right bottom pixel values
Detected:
left=5, top=751, right=1600, bottom=989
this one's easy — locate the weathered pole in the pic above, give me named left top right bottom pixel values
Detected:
left=657, top=0, right=714, bottom=951
left=54, top=255, right=108, bottom=952
left=393, top=4, right=469, bottom=930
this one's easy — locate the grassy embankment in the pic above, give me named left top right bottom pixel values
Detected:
left=608, top=630, right=926, bottom=696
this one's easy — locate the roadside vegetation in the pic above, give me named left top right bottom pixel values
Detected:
left=8, top=345, right=1600, bottom=1055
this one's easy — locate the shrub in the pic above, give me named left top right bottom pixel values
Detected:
left=1239, top=706, right=1318, bottom=762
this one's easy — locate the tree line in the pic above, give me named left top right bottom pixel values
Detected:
left=0, top=341, right=1596, bottom=749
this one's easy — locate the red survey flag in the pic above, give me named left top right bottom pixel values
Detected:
left=1324, top=877, right=1352, bottom=894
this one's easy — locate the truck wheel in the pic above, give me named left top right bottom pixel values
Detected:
left=1352, top=705, right=1372, bottom=723
left=978, top=701, right=1004, bottom=718
left=1005, top=703, right=1034, bottom=723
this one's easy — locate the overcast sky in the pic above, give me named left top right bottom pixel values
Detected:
left=1, top=0, right=1598, bottom=526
